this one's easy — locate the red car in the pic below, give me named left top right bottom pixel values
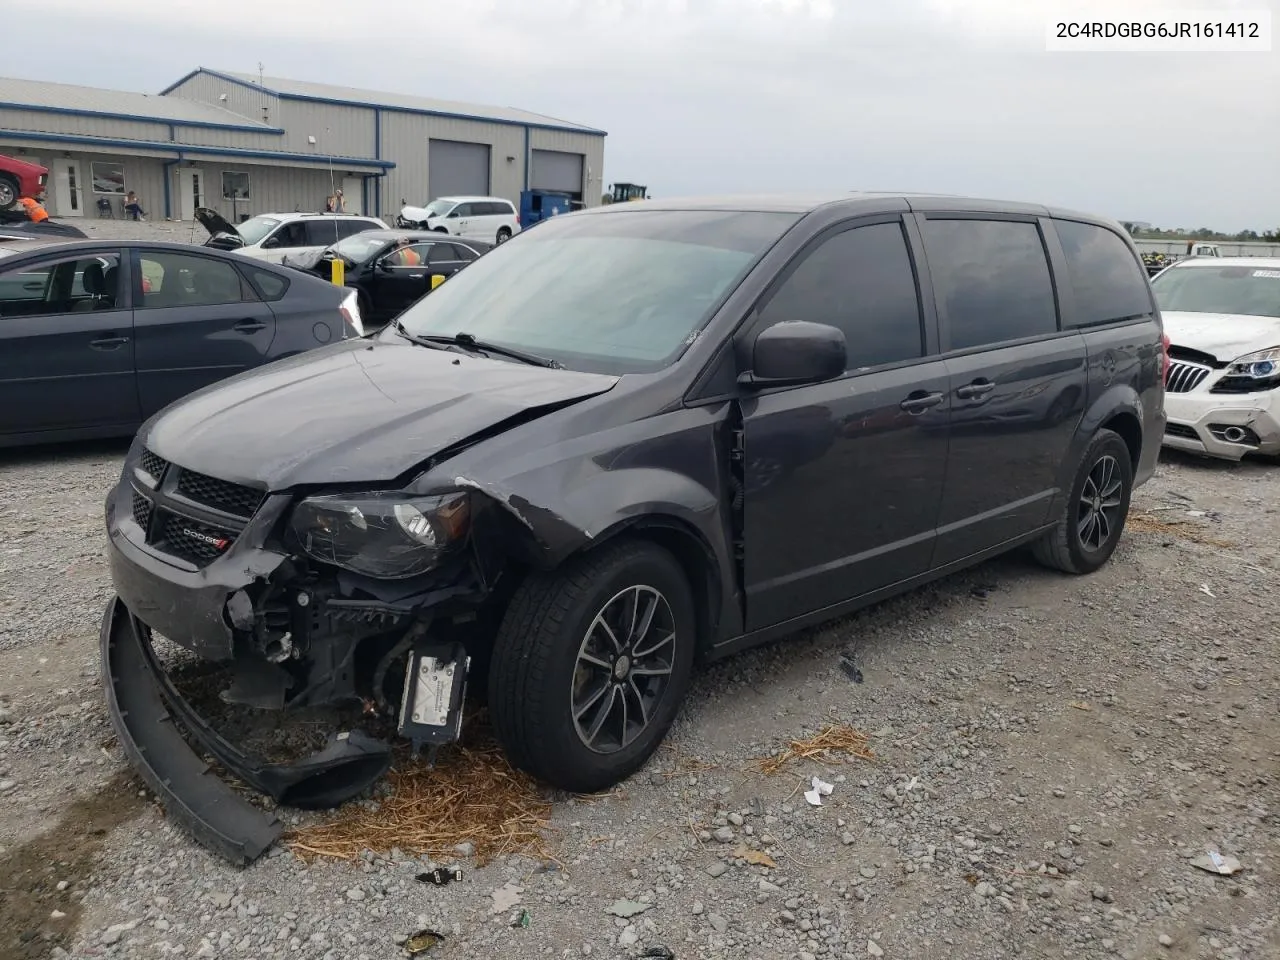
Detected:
left=0, top=154, right=49, bottom=210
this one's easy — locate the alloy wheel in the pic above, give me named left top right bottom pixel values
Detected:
left=571, top=585, right=677, bottom=754
left=0, top=182, right=15, bottom=208
left=1077, top=454, right=1123, bottom=552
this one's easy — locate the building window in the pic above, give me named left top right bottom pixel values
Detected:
left=221, top=171, right=251, bottom=202
left=90, top=162, right=126, bottom=195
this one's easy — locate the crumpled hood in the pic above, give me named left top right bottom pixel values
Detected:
left=142, top=339, right=619, bottom=489
left=1163, top=311, right=1280, bottom=363
left=400, top=205, right=437, bottom=223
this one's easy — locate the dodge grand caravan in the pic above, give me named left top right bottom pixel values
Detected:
left=101, top=192, right=1166, bottom=863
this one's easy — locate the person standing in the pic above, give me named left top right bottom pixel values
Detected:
left=333, top=189, right=347, bottom=213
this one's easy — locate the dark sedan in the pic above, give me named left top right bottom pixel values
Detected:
left=283, top=229, right=491, bottom=327
left=0, top=238, right=360, bottom=448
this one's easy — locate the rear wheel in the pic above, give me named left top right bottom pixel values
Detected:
left=0, top=175, right=19, bottom=210
left=496, top=227, right=512, bottom=244
left=488, top=540, right=696, bottom=793
left=1032, top=428, right=1133, bottom=574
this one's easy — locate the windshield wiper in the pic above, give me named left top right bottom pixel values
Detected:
left=411, top=331, right=561, bottom=368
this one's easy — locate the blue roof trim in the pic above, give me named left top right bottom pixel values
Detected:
left=0, top=129, right=396, bottom=168
left=0, top=100, right=285, bottom=134
left=161, top=67, right=608, bottom=137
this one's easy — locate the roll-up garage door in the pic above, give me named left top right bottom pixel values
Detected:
left=530, top=149, right=584, bottom=196
left=428, top=140, right=491, bottom=199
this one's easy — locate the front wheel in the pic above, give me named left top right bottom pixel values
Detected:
left=495, top=227, right=512, bottom=244
left=1032, top=428, right=1133, bottom=574
left=488, top=540, right=696, bottom=793
left=0, top=175, right=18, bottom=210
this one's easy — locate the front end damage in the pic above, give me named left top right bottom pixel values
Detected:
left=102, top=445, right=537, bottom=864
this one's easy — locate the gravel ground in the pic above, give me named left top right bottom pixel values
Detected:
left=0, top=431, right=1277, bottom=960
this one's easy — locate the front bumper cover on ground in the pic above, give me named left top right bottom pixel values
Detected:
left=101, top=596, right=394, bottom=865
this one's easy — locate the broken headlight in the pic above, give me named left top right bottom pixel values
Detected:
left=290, top=492, right=470, bottom=579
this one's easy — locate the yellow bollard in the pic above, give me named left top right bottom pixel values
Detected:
left=331, top=259, right=344, bottom=286
left=431, top=274, right=446, bottom=290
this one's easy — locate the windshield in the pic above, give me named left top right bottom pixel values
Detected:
left=1152, top=265, right=1280, bottom=319
left=391, top=209, right=800, bottom=374
left=329, top=234, right=391, bottom=265
left=421, top=200, right=456, bottom=218
left=236, top=216, right=281, bottom=246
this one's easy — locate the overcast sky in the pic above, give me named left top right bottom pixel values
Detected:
left=6, top=0, right=1278, bottom=231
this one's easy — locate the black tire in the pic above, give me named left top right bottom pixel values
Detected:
left=488, top=540, right=697, bottom=793
left=495, top=227, right=512, bottom=244
left=0, top=175, right=18, bottom=210
left=1032, top=428, right=1133, bottom=574
left=434, top=226, right=449, bottom=234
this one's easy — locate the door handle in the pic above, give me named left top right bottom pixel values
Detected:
left=900, top=390, right=945, bottom=414
left=956, top=379, right=996, bottom=400
left=233, top=320, right=267, bottom=334
left=90, top=335, right=129, bottom=350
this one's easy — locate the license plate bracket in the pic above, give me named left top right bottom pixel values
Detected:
left=398, top=642, right=469, bottom=756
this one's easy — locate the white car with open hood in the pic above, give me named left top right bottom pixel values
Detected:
left=1154, top=257, right=1280, bottom=461
left=195, top=208, right=387, bottom=266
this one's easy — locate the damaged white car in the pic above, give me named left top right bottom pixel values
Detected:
left=1154, top=258, right=1280, bottom=462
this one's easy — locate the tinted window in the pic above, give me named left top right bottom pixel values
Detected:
left=426, top=244, right=458, bottom=266
left=394, top=209, right=800, bottom=375
left=757, top=221, right=923, bottom=369
left=138, top=252, right=245, bottom=308
left=0, top=254, right=123, bottom=318
left=1151, top=264, right=1280, bottom=319
left=245, top=266, right=289, bottom=301
left=304, top=220, right=346, bottom=247
left=922, top=219, right=1058, bottom=350
left=1055, top=220, right=1151, bottom=326
left=273, top=222, right=308, bottom=248
left=453, top=244, right=479, bottom=262
left=452, top=203, right=474, bottom=217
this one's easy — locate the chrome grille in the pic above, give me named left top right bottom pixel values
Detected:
left=1166, top=359, right=1211, bottom=394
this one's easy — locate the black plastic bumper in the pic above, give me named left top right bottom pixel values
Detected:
left=101, top=596, right=395, bottom=865
left=104, top=485, right=293, bottom=661
left=100, top=596, right=281, bottom=865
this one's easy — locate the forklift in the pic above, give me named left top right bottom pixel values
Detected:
left=607, top=183, right=648, bottom=203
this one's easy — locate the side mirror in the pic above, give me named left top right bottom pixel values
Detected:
left=261, top=236, right=280, bottom=250
left=740, top=321, right=846, bottom=388
left=376, top=257, right=393, bottom=272
left=447, top=210, right=460, bottom=219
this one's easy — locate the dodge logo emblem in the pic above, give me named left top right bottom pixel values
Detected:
left=183, top=528, right=230, bottom=550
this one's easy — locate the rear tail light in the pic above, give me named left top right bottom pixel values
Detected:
left=1161, top=332, right=1171, bottom=382
left=514, top=212, right=520, bottom=225
left=339, top=290, right=364, bottom=337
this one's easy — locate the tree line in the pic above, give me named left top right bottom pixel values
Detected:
left=1122, top=223, right=1280, bottom=243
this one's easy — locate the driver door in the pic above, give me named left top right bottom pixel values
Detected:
left=739, top=217, right=950, bottom=631
left=448, top=202, right=475, bottom=238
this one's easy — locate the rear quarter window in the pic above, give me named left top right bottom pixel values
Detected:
left=243, top=265, right=290, bottom=301
left=1054, top=220, right=1153, bottom=327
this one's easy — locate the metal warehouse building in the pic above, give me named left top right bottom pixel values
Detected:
left=0, top=68, right=606, bottom=223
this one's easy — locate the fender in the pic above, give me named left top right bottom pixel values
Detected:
left=1058, top=381, right=1144, bottom=492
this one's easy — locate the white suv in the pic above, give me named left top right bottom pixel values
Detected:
left=196, top=209, right=388, bottom=265
left=396, top=196, right=521, bottom=245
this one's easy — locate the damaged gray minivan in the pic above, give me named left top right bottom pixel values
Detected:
left=102, top=193, right=1166, bottom=862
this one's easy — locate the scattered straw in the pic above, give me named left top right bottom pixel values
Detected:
left=1127, top=513, right=1235, bottom=549
left=755, top=723, right=875, bottom=775
left=285, top=731, right=553, bottom=866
